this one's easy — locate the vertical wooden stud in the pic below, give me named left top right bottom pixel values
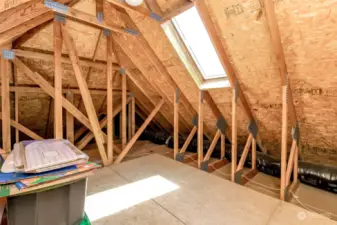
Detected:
left=128, top=101, right=132, bottom=141
left=107, top=33, right=114, bottom=164
left=122, top=70, right=127, bottom=148
left=1, top=48, right=11, bottom=152
left=66, top=92, right=74, bottom=143
left=281, top=85, right=288, bottom=200
left=221, top=133, right=225, bottom=159
left=293, top=142, right=298, bottom=183
left=15, top=92, right=19, bottom=143
left=131, top=94, right=135, bottom=136
left=197, top=90, right=204, bottom=168
left=252, top=138, right=256, bottom=169
left=54, top=19, right=63, bottom=139
left=174, top=88, right=179, bottom=159
left=231, top=86, right=237, bottom=182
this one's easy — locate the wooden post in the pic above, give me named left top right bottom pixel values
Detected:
left=198, top=91, right=204, bottom=168
left=114, top=99, right=165, bottom=164
left=221, top=133, right=225, bottom=159
left=293, top=142, right=298, bottom=183
left=174, top=88, right=179, bottom=159
left=15, top=92, right=19, bottom=143
left=252, top=137, right=256, bottom=169
left=61, top=24, right=108, bottom=166
left=1, top=48, right=11, bottom=152
left=66, top=92, right=74, bottom=143
left=131, top=94, right=135, bottom=136
left=128, top=101, right=132, bottom=140
left=122, top=70, right=127, bottom=148
left=54, top=19, right=63, bottom=139
left=106, top=33, right=114, bottom=165
left=281, top=85, right=288, bottom=200
left=231, top=87, right=237, bottom=182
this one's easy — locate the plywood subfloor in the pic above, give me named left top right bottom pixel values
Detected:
left=86, top=154, right=336, bottom=225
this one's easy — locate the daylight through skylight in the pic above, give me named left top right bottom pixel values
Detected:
left=172, top=7, right=226, bottom=80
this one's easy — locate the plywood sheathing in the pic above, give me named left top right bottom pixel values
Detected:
left=14, top=0, right=179, bottom=135
left=149, top=0, right=337, bottom=165
left=155, top=0, right=188, bottom=14
left=18, top=92, right=50, bottom=136
left=4, top=0, right=337, bottom=165
left=118, top=8, right=218, bottom=136
left=103, top=3, right=195, bottom=134
left=0, top=0, right=31, bottom=13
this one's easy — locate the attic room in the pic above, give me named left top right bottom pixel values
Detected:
left=0, top=0, right=337, bottom=224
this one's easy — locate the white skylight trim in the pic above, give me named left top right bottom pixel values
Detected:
left=172, top=6, right=226, bottom=80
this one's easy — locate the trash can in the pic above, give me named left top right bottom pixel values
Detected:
left=7, top=178, right=87, bottom=225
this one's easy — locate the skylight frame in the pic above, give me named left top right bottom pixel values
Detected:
left=171, top=6, right=227, bottom=81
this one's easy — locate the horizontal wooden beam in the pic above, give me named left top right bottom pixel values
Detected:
left=0, top=86, right=126, bottom=95
left=0, top=12, right=53, bottom=46
left=46, top=2, right=137, bottom=36
left=11, top=49, right=119, bottom=70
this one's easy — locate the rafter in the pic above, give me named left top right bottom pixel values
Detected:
left=0, top=11, right=53, bottom=47
left=0, top=0, right=76, bottom=46
left=0, top=0, right=71, bottom=34
left=195, top=0, right=264, bottom=152
left=262, top=0, right=298, bottom=128
left=113, top=11, right=218, bottom=137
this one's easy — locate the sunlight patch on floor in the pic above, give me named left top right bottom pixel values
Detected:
left=85, top=175, right=180, bottom=221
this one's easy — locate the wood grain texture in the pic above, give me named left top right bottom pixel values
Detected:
left=107, top=34, right=114, bottom=164
left=114, top=98, right=165, bottom=164
left=61, top=24, right=108, bottom=166
left=66, top=92, right=74, bottom=143
left=54, top=20, right=63, bottom=139
left=1, top=51, right=11, bottom=152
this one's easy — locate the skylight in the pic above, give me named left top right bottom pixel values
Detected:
left=172, top=7, right=226, bottom=80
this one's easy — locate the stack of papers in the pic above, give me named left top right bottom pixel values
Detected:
left=7, top=139, right=88, bottom=173
left=0, top=139, right=99, bottom=197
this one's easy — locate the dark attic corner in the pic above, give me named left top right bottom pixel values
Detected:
left=0, top=0, right=336, bottom=224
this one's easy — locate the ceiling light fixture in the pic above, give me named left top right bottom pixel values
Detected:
left=125, top=0, right=143, bottom=7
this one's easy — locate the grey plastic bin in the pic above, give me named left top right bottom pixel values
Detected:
left=7, top=178, right=87, bottom=225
